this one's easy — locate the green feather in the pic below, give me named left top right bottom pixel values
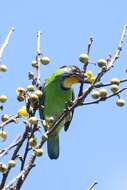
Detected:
left=39, top=67, right=74, bottom=159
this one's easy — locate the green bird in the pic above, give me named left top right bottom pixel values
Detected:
left=39, top=65, right=84, bottom=159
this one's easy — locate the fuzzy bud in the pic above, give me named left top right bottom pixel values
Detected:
left=79, top=53, right=89, bottom=64
left=0, top=95, right=7, bottom=103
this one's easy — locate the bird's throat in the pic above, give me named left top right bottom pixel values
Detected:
left=63, top=76, right=80, bottom=88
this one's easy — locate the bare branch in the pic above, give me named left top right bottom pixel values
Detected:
left=107, top=25, right=127, bottom=69
left=78, top=37, right=94, bottom=97
left=87, top=37, right=94, bottom=55
left=0, top=130, right=28, bottom=189
left=95, top=78, right=127, bottom=88
left=3, top=169, right=26, bottom=190
left=0, top=27, right=15, bottom=60
left=82, top=87, right=127, bottom=106
left=0, top=114, right=18, bottom=129
left=36, top=31, right=41, bottom=55
left=87, top=181, right=98, bottom=190
left=36, top=31, right=42, bottom=87
left=0, top=135, right=21, bottom=159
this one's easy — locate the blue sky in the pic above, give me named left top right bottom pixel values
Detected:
left=0, top=0, right=127, bottom=190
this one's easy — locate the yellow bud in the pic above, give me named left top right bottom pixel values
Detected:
left=49, top=117, right=54, bottom=123
left=99, top=88, right=108, bottom=97
left=17, top=106, right=28, bottom=117
left=34, top=148, right=43, bottom=157
left=88, top=76, right=95, bottom=84
left=116, top=99, right=125, bottom=107
left=29, top=94, right=39, bottom=103
left=32, top=60, right=38, bottom=68
left=97, top=59, right=107, bottom=68
left=0, top=95, right=7, bottom=103
left=110, top=84, right=119, bottom=93
left=8, top=160, right=16, bottom=168
left=0, top=164, right=7, bottom=173
left=110, top=78, right=120, bottom=85
left=91, top=90, right=100, bottom=99
left=28, top=117, right=38, bottom=125
left=84, top=71, right=95, bottom=84
left=28, top=72, right=34, bottom=80
left=16, top=87, right=25, bottom=96
left=0, top=64, right=8, bottom=72
left=79, top=53, right=89, bottom=64
left=1, top=114, right=9, bottom=122
left=0, top=131, right=7, bottom=141
left=29, top=137, right=37, bottom=147
left=84, top=71, right=93, bottom=78
left=27, top=85, right=34, bottom=92
left=17, top=95, right=25, bottom=102
left=35, top=90, right=43, bottom=97
left=40, top=56, right=50, bottom=65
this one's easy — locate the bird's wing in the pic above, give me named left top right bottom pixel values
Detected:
left=39, top=82, right=45, bottom=120
left=64, top=90, right=75, bottom=132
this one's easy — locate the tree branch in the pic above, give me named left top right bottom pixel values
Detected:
left=0, top=135, right=21, bottom=160
left=107, top=25, right=127, bottom=69
left=87, top=180, right=98, bottom=190
left=0, top=27, right=15, bottom=60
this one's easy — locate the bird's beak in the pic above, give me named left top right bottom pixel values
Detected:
left=70, top=71, right=84, bottom=83
left=63, top=71, right=84, bottom=89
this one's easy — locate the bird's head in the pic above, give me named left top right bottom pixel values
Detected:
left=59, top=65, right=84, bottom=89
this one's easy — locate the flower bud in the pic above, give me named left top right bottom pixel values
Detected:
left=0, top=95, right=7, bottom=103
left=29, top=137, right=37, bottom=147
left=40, top=56, right=50, bottom=65
left=17, top=95, right=25, bottom=102
left=97, top=59, right=107, bottom=68
left=110, top=78, right=120, bottom=85
left=32, top=60, right=38, bottom=68
left=0, top=64, right=8, bottom=72
left=79, top=53, right=89, bottom=64
left=110, top=84, right=119, bottom=93
left=99, top=88, right=108, bottom=97
left=8, top=160, right=16, bottom=168
left=17, top=106, right=28, bottom=117
left=34, top=148, right=43, bottom=157
left=28, top=72, right=34, bottom=80
left=29, top=94, right=39, bottom=103
left=27, top=85, right=34, bottom=92
left=116, top=99, right=125, bottom=107
left=35, top=90, right=43, bottom=97
left=16, top=87, right=25, bottom=96
left=91, top=90, right=100, bottom=99
left=1, top=114, right=9, bottom=122
left=0, top=164, right=7, bottom=173
left=28, top=117, right=38, bottom=125
left=0, top=131, right=7, bottom=140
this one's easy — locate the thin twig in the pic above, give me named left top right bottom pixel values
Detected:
left=0, top=114, right=18, bottom=129
left=36, top=31, right=41, bottom=55
left=3, top=169, right=26, bottom=190
left=36, top=31, right=41, bottom=87
left=107, top=25, right=127, bottom=69
left=87, top=37, right=94, bottom=55
left=0, top=27, right=15, bottom=60
left=0, top=135, right=21, bottom=159
left=95, top=78, right=127, bottom=88
left=78, top=37, right=94, bottom=97
left=0, top=130, right=28, bottom=189
left=87, top=181, right=98, bottom=190
left=82, top=87, right=127, bottom=106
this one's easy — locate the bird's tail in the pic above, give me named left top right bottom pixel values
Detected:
left=47, top=134, right=59, bottom=159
